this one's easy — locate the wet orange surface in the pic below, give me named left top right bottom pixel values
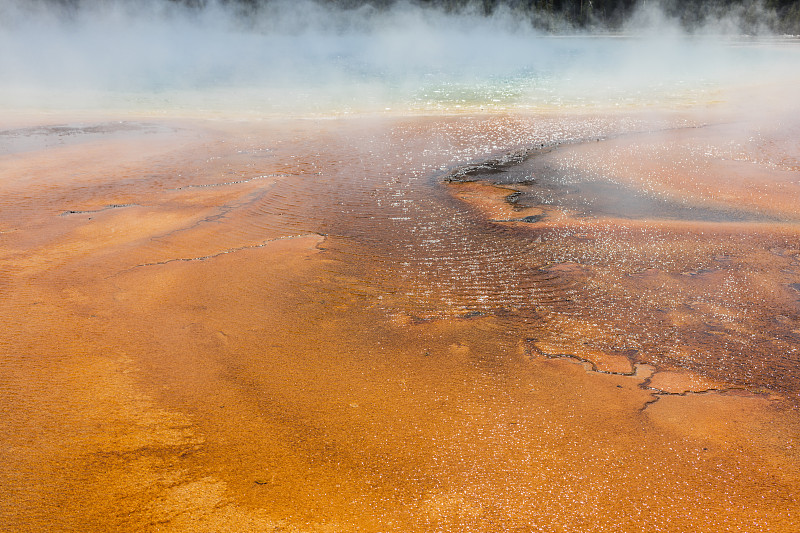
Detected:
left=1, top=112, right=799, bottom=531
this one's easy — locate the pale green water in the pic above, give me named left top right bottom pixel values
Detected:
left=2, top=1, right=799, bottom=116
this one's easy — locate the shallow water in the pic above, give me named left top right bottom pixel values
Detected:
left=2, top=8, right=800, bottom=529
left=1, top=109, right=800, bottom=531
left=443, top=117, right=800, bottom=398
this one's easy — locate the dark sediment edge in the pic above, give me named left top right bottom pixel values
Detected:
left=437, top=133, right=799, bottom=406
left=527, top=341, right=755, bottom=412
left=109, top=233, right=327, bottom=278
left=60, top=204, right=139, bottom=216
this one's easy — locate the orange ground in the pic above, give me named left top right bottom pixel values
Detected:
left=1, top=112, right=799, bottom=532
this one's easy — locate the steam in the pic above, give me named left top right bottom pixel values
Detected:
left=0, top=0, right=798, bottom=115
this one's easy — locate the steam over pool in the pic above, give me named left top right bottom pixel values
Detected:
left=1, top=0, right=799, bottom=115
left=3, top=2, right=800, bottom=531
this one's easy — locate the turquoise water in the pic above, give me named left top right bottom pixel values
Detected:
left=1, top=1, right=799, bottom=115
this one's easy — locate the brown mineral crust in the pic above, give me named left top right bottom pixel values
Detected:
left=442, top=114, right=800, bottom=399
left=645, top=370, right=731, bottom=394
left=1, top=113, right=799, bottom=532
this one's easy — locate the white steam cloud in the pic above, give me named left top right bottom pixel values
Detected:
left=1, top=0, right=798, bottom=115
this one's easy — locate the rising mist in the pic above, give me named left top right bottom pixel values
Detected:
left=0, top=0, right=798, bottom=114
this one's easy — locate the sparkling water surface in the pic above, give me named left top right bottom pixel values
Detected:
left=2, top=3, right=800, bottom=530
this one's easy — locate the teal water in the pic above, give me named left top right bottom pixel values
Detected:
left=2, top=1, right=799, bottom=116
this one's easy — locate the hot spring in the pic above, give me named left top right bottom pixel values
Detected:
left=2, top=1, right=800, bottom=531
